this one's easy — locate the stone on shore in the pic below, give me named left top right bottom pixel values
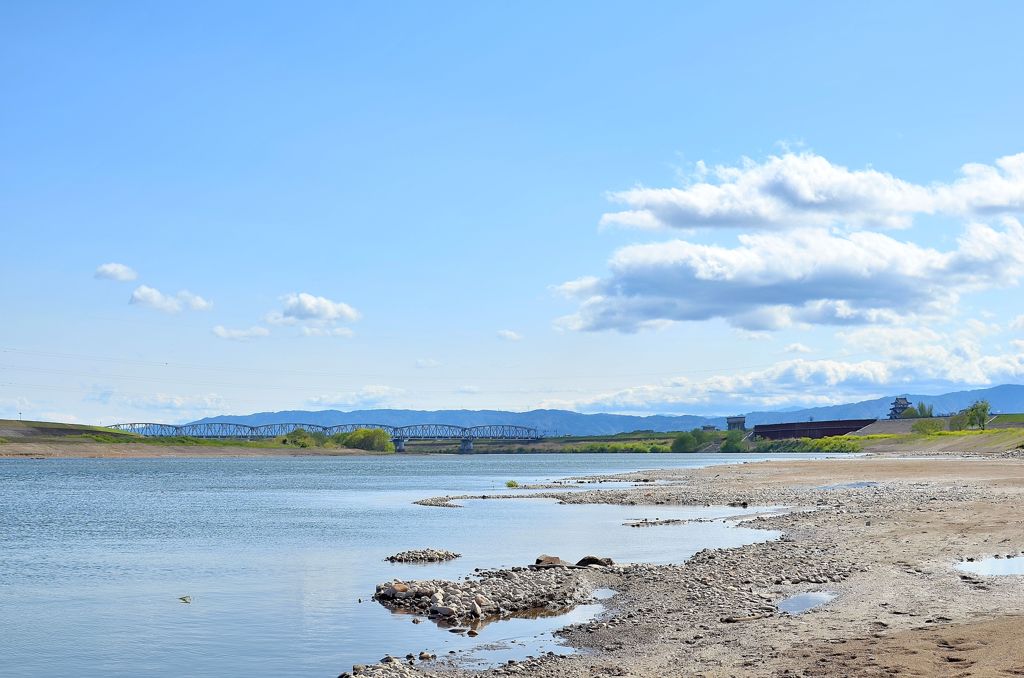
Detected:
left=576, top=555, right=614, bottom=567
left=535, top=554, right=570, bottom=566
left=385, top=549, right=461, bottom=563
left=373, top=566, right=594, bottom=625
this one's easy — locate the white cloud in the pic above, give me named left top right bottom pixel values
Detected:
left=456, top=385, right=481, bottom=394
left=601, top=152, right=1024, bottom=232
left=497, top=329, right=523, bottom=341
left=267, top=293, right=360, bottom=337
left=307, top=385, right=404, bottom=409
left=212, top=325, right=269, bottom=341
left=415, top=358, right=442, bottom=369
left=276, top=292, right=360, bottom=323
left=129, top=285, right=179, bottom=313
left=837, top=325, right=1024, bottom=385
left=300, top=326, right=354, bottom=338
left=177, top=291, right=213, bottom=311
left=129, top=285, right=212, bottom=313
left=558, top=220, right=1024, bottom=332
left=785, top=342, right=813, bottom=354
left=540, top=314, right=1024, bottom=414
left=542, top=358, right=892, bottom=414
left=129, top=392, right=226, bottom=412
left=1011, top=315, right=1024, bottom=330
left=94, top=262, right=137, bottom=281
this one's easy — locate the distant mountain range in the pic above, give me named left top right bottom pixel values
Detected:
left=191, top=384, right=1024, bottom=436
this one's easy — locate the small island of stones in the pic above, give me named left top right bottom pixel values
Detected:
left=384, top=549, right=461, bottom=563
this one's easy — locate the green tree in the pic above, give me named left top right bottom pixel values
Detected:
left=966, top=400, right=991, bottom=430
left=671, top=431, right=698, bottom=453
left=948, top=412, right=969, bottom=431
left=911, top=418, right=943, bottom=435
left=901, top=402, right=934, bottom=418
left=332, top=428, right=395, bottom=452
left=720, top=429, right=747, bottom=453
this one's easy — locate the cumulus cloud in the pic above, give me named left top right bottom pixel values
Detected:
left=601, top=152, right=1024, bottom=231
left=542, top=358, right=892, bottom=414
left=129, top=285, right=213, bottom=313
left=212, top=325, right=269, bottom=341
left=1011, top=315, right=1024, bottom=330
left=273, top=292, right=359, bottom=323
left=307, top=385, right=404, bottom=409
left=497, top=329, right=523, bottom=341
left=266, top=292, right=360, bottom=337
left=415, top=358, right=442, bottom=369
left=785, top=343, right=813, bottom=354
left=94, top=262, right=137, bottom=281
left=837, top=326, right=1024, bottom=386
left=178, top=291, right=213, bottom=311
left=544, top=323, right=1024, bottom=414
left=558, top=220, right=1024, bottom=332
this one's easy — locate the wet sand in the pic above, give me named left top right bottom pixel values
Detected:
left=356, top=452, right=1024, bottom=677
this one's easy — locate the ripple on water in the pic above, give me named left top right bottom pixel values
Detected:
left=0, top=455, right=797, bottom=677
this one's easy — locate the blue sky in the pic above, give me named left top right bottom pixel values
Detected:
left=3, top=1, right=1024, bottom=423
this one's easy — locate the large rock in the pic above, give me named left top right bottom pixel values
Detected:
left=576, top=555, right=614, bottom=567
left=535, top=554, right=570, bottom=566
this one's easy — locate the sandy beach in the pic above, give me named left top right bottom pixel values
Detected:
left=357, top=451, right=1024, bottom=678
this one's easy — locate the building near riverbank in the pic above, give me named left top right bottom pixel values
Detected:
left=752, top=418, right=878, bottom=441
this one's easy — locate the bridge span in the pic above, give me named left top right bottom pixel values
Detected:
left=107, top=422, right=545, bottom=452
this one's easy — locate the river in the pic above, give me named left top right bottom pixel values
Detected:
left=0, top=453, right=816, bottom=677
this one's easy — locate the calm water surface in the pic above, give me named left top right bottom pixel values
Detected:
left=0, top=453, right=816, bottom=677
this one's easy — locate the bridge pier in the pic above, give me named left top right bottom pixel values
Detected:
left=393, top=438, right=406, bottom=453
left=458, top=438, right=474, bottom=454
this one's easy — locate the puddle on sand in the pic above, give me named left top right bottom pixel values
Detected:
left=818, top=481, right=878, bottom=490
left=957, top=556, right=1024, bottom=576
left=439, top=588, right=617, bottom=668
left=778, top=591, right=836, bottom=614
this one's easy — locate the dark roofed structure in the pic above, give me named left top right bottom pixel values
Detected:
left=752, top=418, right=877, bottom=441
left=888, top=397, right=912, bottom=420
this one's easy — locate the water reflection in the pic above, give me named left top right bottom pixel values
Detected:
left=0, top=454, right=798, bottom=677
left=778, top=591, right=837, bottom=614
left=957, top=557, right=1024, bottom=576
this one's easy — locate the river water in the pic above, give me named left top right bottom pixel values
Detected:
left=0, top=453, right=811, bottom=677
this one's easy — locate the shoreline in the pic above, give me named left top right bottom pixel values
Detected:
left=0, top=442, right=851, bottom=459
left=354, top=451, right=1024, bottom=677
left=0, top=442, right=395, bottom=458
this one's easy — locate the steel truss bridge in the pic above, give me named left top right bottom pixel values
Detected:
left=107, top=422, right=544, bottom=452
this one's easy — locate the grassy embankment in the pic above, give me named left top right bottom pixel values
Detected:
left=4, top=419, right=1023, bottom=456
left=0, top=420, right=394, bottom=453
left=849, top=427, right=1024, bottom=454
